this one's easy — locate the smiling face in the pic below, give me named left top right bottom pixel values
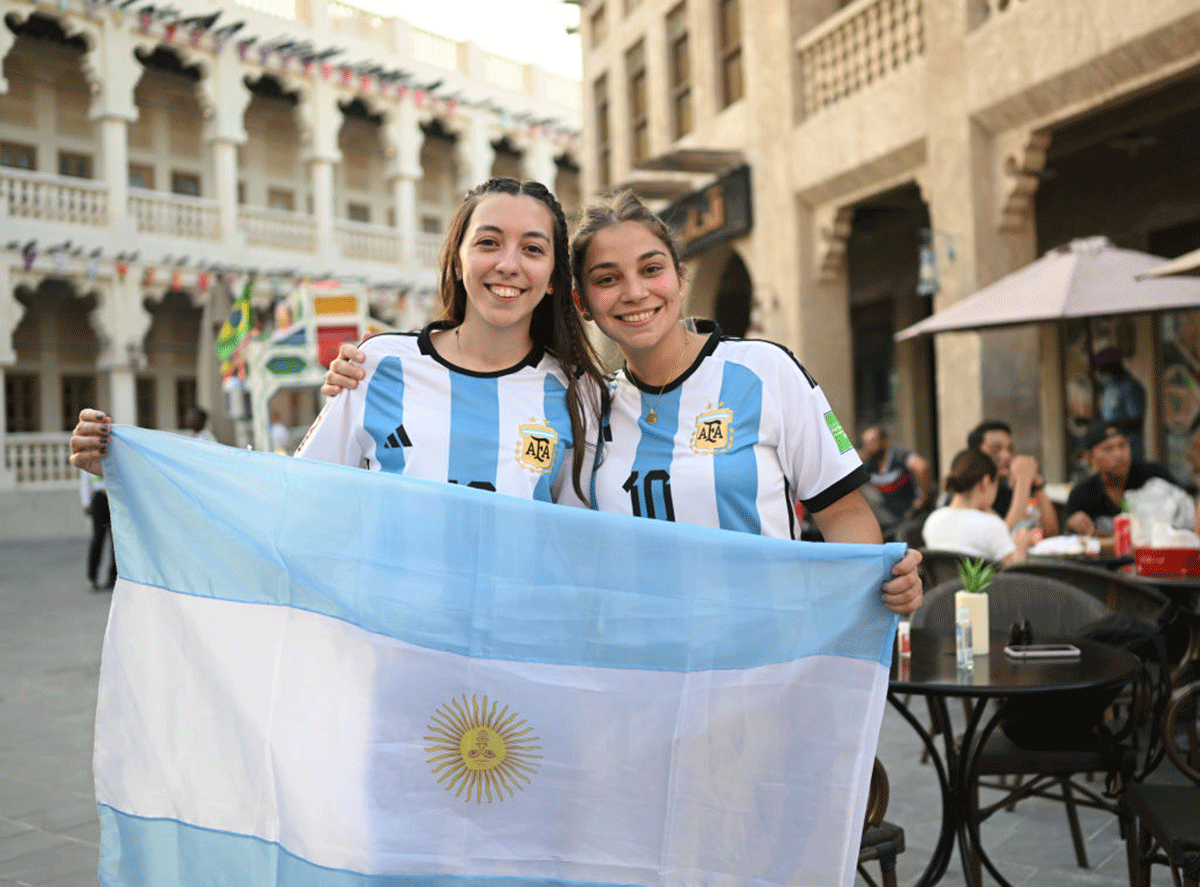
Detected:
left=579, top=221, right=686, bottom=360
left=455, top=193, right=555, bottom=338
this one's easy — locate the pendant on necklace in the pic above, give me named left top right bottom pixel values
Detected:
left=646, top=411, right=658, bottom=424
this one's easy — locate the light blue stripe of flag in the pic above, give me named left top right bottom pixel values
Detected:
left=98, top=808, right=641, bottom=887
left=105, top=426, right=903, bottom=672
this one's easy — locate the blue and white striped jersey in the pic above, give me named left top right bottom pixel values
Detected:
left=590, top=321, right=867, bottom=539
left=295, top=323, right=580, bottom=504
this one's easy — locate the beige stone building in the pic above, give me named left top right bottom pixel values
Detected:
left=579, top=0, right=1200, bottom=485
left=0, top=0, right=584, bottom=536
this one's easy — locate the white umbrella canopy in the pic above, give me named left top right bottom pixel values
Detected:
left=895, top=236, right=1200, bottom=341
left=1136, top=245, right=1200, bottom=279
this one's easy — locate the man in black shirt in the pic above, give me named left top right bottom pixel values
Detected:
left=1064, top=422, right=1197, bottom=535
left=967, top=420, right=1058, bottom=536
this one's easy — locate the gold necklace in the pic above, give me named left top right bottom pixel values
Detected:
left=641, top=330, right=691, bottom=425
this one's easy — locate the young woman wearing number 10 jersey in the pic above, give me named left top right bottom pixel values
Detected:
left=326, top=190, right=923, bottom=613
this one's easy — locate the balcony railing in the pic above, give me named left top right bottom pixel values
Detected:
left=797, top=0, right=926, bottom=118
left=415, top=232, right=442, bottom=269
left=130, top=191, right=221, bottom=240
left=239, top=206, right=318, bottom=252
left=336, top=220, right=402, bottom=263
left=412, top=27, right=462, bottom=72
left=5, top=432, right=74, bottom=485
left=329, top=0, right=392, bottom=46
left=0, top=168, right=108, bottom=226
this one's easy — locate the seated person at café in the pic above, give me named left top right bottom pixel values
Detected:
left=1065, top=422, right=1200, bottom=536
left=922, top=448, right=1031, bottom=565
left=967, top=419, right=1059, bottom=536
left=859, top=425, right=932, bottom=527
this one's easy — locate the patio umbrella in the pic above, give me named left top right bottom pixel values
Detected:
left=1136, top=245, right=1200, bottom=279
left=895, top=236, right=1200, bottom=341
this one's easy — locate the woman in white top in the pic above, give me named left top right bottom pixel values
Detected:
left=922, top=448, right=1030, bottom=565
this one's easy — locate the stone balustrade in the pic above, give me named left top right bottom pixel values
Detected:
left=0, top=168, right=108, bottom=226
left=796, top=0, right=925, bottom=118
left=239, top=206, right=319, bottom=252
left=130, top=192, right=222, bottom=240
left=335, top=220, right=403, bottom=263
left=5, top=433, right=75, bottom=486
left=415, top=232, right=442, bottom=269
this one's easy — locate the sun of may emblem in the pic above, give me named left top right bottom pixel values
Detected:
left=425, top=694, right=542, bottom=803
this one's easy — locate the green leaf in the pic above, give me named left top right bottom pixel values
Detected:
left=956, top=556, right=995, bottom=593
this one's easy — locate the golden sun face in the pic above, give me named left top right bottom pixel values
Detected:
left=425, top=694, right=542, bottom=803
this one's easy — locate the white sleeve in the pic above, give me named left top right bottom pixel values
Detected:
left=984, top=515, right=1017, bottom=562
left=772, top=349, right=864, bottom=508
left=293, top=381, right=369, bottom=468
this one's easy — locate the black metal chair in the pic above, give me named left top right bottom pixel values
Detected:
left=1122, top=678, right=1200, bottom=887
left=914, top=575, right=1129, bottom=877
left=885, top=516, right=926, bottom=550
left=918, top=548, right=986, bottom=588
left=858, top=757, right=906, bottom=887
left=1003, top=557, right=1169, bottom=621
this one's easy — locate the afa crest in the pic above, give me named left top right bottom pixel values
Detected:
left=515, top=419, right=560, bottom=474
left=690, top=405, right=734, bottom=454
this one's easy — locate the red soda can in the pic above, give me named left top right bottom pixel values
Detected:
left=1113, top=514, right=1132, bottom=557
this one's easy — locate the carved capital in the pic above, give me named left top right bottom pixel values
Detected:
left=999, top=131, right=1051, bottom=234
left=817, top=205, right=855, bottom=282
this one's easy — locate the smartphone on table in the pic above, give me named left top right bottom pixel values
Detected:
left=1003, top=643, right=1081, bottom=659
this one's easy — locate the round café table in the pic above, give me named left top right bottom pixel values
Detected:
left=888, top=629, right=1140, bottom=887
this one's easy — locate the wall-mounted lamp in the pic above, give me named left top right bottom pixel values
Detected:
left=917, top=228, right=956, bottom=297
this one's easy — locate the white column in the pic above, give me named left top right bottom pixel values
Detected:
left=93, top=275, right=151, bottom=425
left=385, top=97, right=423, bottom=265
left=0, top=19, right=15, bottom=94
left=201, top=54, right=251, bottom=249
left=87, top=22, right=139, bottom=236
left=0, top=366, right=9, bottom=489
left=300, top=80, right=343, bottom=267
left=211, top=138, right=240, bottom=244
left=310, top=158, right=337, bottom=266
left=99, top=116, right=131, bottom=226
left=456, top=112, right=494, bottom=193
left=0, top=263, right=13, bottom=489
left=525, top=136, right=558, bottom=190
left=391, top=174, right=417, bottom=264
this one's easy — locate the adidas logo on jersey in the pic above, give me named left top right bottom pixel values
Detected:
left=383, top=425, right=412, bottom=449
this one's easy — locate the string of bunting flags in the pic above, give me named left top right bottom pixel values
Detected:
left=3, top=240, right=438, bottom=311
left=40, top=0, right=580, bottom=148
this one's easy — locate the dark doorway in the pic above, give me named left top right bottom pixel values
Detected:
left=714, top=252, right=751, bottom=337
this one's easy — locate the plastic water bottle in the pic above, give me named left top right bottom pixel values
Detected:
left=956, top=606, right=974, bottom=672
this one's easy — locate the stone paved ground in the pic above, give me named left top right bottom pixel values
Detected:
left=0, top=538, right=1165, bottom=885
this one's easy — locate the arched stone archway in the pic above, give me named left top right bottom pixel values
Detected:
left=10, top=277, right=101, bottom=432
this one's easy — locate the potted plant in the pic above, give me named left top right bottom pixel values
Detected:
left=955, top=557, right=994, bottom=655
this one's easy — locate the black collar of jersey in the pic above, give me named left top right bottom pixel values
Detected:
left=418, top=320, right=546, bottom=378
left=623, top=319, right=722, bottom=395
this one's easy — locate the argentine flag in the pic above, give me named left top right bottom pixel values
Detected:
left=95, top=426, right=903, bottom=887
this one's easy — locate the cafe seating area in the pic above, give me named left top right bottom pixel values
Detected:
left=874, top=537, right=1200, bottom=886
